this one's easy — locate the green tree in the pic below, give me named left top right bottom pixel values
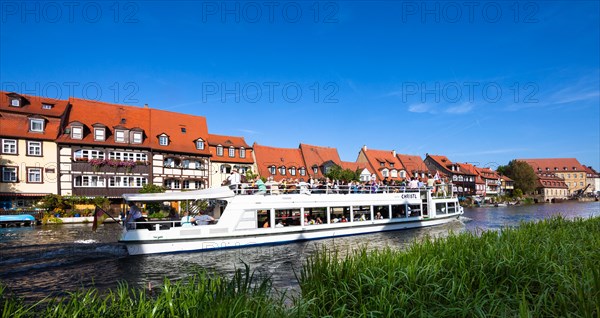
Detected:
left=139, top=184, right=166, bottom=213
left=324, top=166, right=359, bottom=182
left=504, top=160, right=538, bottom=195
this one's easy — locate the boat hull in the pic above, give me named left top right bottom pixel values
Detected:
left=123, top=214, right=461, bottom=255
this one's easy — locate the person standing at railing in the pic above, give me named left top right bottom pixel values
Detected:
left=255, top=177, right=267, bottom=194
left=125, top=202, right=144, bottom=229
left=226, top=169, right=241, bottom=193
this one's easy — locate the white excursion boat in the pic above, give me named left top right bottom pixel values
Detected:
left=120, top=185, right=464, bottom=255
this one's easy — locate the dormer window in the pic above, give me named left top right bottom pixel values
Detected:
left=159, top=135, right=168, bottom=146
left=313, top=166, right=318, bottom=174
left=269, top=165, right=276, bottom=175
left=390, top=163, right=394, bottom=168
left=71, top=126, right=83, bottom=139
left=289, top=167, right=296, bottom=176
left=29, top=118, right=44, bottom=132
left=240, top=147, right=246, bottom=158
left=115, top=130, right=126, bottom=143
left=216, top=145, right=223, bottom=156
left=380, top=162, right=385, bottom=167
left=42, top=103, right=53, bottom=109
left=299, top=167, right=306, bottom=176
left=228, top=147, right=235, bottom=158
left=94, top=128, right=105, bottom=141
left=132, top=132, right=143, bottom=144
left=10, top=98, right=20, bottom=107
left=279, top=166, right=286, bottom=175
left=181, top=127, right=186, bottom=133
left=196, top=139, right=204, bottom=150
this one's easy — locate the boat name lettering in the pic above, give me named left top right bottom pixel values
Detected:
left=400, top=193, right=418, bottom=200
left=153, top=236, right=163, bottom=240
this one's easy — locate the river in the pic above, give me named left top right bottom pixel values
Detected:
left=1, top=201, right=598, bottom=302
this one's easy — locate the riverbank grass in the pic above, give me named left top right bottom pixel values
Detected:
left=2, top=216, right=598, bottom=317
left=300, top=216, right=600, bottom=317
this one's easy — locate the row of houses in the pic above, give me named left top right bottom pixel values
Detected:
left=1, top=91, right=598, bottom=209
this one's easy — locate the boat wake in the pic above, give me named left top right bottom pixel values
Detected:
left=0, top=242, right=128, bottom=276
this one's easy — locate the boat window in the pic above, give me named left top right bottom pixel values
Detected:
left=329, top=206, right=350, bottom=223
left=436, top=202, right=446, bottom=214
left=352, top=206, right=371, bottom=222
left=408, top=204, right=421, bottom=217
left=304, top=207, right=326, bottom=225
left=257, top=209, right=270, bottom=228
left=374, top=205, right=390, bottom=219
left=275, top=208, right=301, bottom=227
left=391, top=204, right=407, bottom=218
left=447, top=202, right=456, bottom=214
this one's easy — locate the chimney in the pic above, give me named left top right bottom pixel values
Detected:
left=144, top=103, right=149, bottom=108
left=392, top=150, right=396, bottom=157
left=456, top=165, right=460, bottom=172
left=363, top=145, right=367, bottom=152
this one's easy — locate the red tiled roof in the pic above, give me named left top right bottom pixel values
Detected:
left=253, top=143, right=307, bottom=181
left=0, top=112, right=62, bottom=141
left=208, top=134, right=253, bottom=164
left=208, top=134, right=250, bottom=148
left=519, top=158, right=586, bottom=172
left=340, top=161, right=368, bottom=172
left=396, top=154, right=428, bottom=174
left=536, top=173, right=568, bottom=189
left=0, top=91, right=70, bottom=140
left=426, top=154, right=475, bottom=176
left=1, top=91, right=70, bottom=118
left=299, top=143, right=342, bottom=179
left=149, top=109, right=211, bottom=156
left=457, top=162, right=478, bottom=176
left=583, top=165, right=599, bottom=177
left=56, top=98, right=152, bottom=148
left=358, top=147, right=404, bottom=181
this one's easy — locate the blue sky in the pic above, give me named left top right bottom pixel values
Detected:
left=1, top=1, right=599, bottom=169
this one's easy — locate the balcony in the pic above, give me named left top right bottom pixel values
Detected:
left=71, top=161, right=150, bottom=174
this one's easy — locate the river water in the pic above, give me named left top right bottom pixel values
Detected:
left=1, top=201, right=598, bottom=302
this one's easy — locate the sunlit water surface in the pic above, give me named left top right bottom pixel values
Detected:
left=1, top=201, right=598, bottom=301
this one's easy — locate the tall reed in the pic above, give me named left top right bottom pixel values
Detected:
left=299, top=216, right=600, bottom=317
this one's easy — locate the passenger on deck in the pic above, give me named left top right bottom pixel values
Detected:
left=195, top=211, right=215, bottom=225
left=255, top=177, right=267, bottom=194
left=315, top=217, right=323, bottom=224
left=275, top=220, right=285, bottom=227
left=126, top=202, right=145, bottom=229
left=375, top=212, right=383, bottom=219
left=180, top=212, right=195, bottom=227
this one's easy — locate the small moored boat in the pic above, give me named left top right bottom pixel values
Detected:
left=119, top=185, right=463, bottom=255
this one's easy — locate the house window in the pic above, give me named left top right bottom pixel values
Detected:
left=157, top=135, right=168, bottom=146
left=390, top=163, right=394, bottom=168
left=94, top=128, right=105, bottom=141
left=42, top=103, right=53, bottom=109
left=382, top=170, right=389, bottom=177
left=131, top=132, right=143, bottom=144
left=10, top=98, right=20, bottom=107
left=400, top=171, right=406, bottom=178
left=279, top=166, right=286, bottom=175
left=109, top=176, right=146, bottom=188
left=115, top=130, right=126, bottom=142
left=183, top=180, right=190, bottom=189
left=71, top=126, right=83, bottom=139
left=75, top=176, right=106, bottom=188
left=27, top=141, right=42, bottom=156
left=196, top=139, right=205, bottom=150
left=216, top=145, right=223, bottom=156
left=164, top=179, right=180, bottom=189
left=229, top=147, right=235, bottom=158
left=30, top=119, right=44, bottom=132
left=182, top=160, right=190, bottom=169
left=2, top=139, right=17, bottom=154
left=290, top=167, right=296, bottom=176
left=269, top=166, right=276, bottom=175
left=240, top=147, right=246, bottom=158
left=380, top=162, right=385, bottom=167
left=194, top=180, right=202, bottom=189
left=27, top=168, right=42, bottom=183
left=299, top=167, right=306, bottom=176
left=2, top=167, right=17, bottom=182
left=313, top=166, right=318, bottom=175
left=390, top=170, right=398, bottom=178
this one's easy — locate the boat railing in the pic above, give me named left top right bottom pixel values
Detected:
left=227, top=183, right=455, bottom=198
left=126, top=219, right=218, bottom=231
